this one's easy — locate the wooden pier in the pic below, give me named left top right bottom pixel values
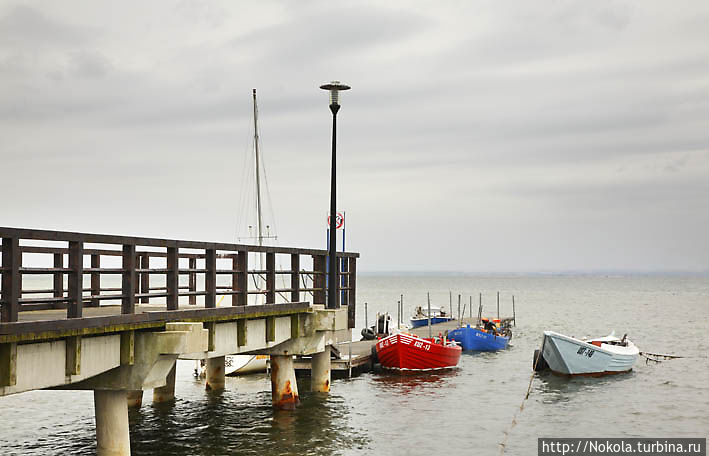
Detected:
left=0, top=227, right=359, bottom=455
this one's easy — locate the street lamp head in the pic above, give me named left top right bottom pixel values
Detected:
left=320, top=81, right=351, bottom=106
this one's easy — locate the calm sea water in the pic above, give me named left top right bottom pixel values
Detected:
left=1, top=274, right=708, bottom=455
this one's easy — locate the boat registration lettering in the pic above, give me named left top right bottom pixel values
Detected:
left=577, top=347, right=595, bottom=358
left=413, top=340, right=431, bottom=351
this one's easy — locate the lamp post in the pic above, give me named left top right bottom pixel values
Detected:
left=320, top=80, right=350, bottom=309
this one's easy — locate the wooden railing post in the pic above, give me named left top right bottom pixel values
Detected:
left=348, top=257, right=356, bottom=328
left=205, top=248, right=216, bottom=308
left=234, top=251, right=247, bottom=306
left=67, top=241, right=83, bottom=318
left=312, top=254, right=326, bottom=305
left=90, top=253, right=100, bottom=307
left=140, top=253, right=150, bottom=304
left=188, top=257, right=196, bottom=305
left=266, top=252, right=276, bottom=304
left=333, top=256, right=341, bottom=308
left=122, top=244, right=136, bottom=314
left=340, top=256, right=348, bottom=309
left=290, top=254, right=300, bottom=303
left=1, top=237, right=20, bottom=322
left=166, top=247, right=178, bottom=310
left=53, top=253, right=63, bottom=302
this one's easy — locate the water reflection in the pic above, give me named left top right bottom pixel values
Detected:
left=127, top=388, right=369, bottom=456
left=371, top=369, right=460, bottom=395
left=533, top=371, right=636, bottom=404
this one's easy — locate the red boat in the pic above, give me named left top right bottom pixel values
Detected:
left=375, top=332, right=462, bottom=371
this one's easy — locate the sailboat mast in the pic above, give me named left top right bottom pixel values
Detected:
left=252, top=89, right=264, bottom=249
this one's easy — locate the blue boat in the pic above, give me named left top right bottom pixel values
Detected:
left=410, top=315, right=455, bottom=328
left=447, top=325, right=510, bottom=351
left=410, top=306, right=454, bottom=328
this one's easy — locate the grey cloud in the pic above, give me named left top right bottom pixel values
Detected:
left=2, top=0, right=709, bottom=272
left=231, top=6, right=430, bottom=66
left=0, top=4, right=92, bottom=48
left=68, top=50, right=112, bottom=79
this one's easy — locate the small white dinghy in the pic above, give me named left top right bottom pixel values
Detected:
left=195, top=355, right=268, bottom=378
left=535, top=331, right=639, bottom=376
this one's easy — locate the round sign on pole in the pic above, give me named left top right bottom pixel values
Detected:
left=327, top=212, right=345, bottom=229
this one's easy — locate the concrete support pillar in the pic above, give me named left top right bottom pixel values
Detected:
left=311, top=346, right=331, bottom=393
left=205, top=356, right=225, bottom=391
left=94, top=390, right=131, bottom=456
left=153, top=361, right=176, bottom=403
left=126, top=390, right=144, bottom=408
left=270, top=355, right=299, bottom=410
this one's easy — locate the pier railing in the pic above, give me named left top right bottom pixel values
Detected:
left=0, top=227, right=358, bottom=328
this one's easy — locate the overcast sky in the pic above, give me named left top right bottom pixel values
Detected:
left=1, top=1, right=708, bottom=273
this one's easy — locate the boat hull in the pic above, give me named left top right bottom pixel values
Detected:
left=197, top=355, right=268, bottom=377
left=541, top=331, right=638, bottom=376
left=410, top=316, right=455, bottom=328
left=375, top=333, right=462, bottom=371
left=447, top=325, right=509, bottom=351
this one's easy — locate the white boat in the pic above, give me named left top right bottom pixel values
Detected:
left=539, top=330, right=639, bottom=376
left=195, top=354, right=269, bottom=378
left=225, top=354, right=269, bottom=375
left=409, top=306, right=454, bottom=328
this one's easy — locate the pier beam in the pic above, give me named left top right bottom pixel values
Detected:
left=205, top=356, right=225, bottom=391
left=153, top=362, right=176, bottom=403
left=311, top=346, right=331, bottom=393
left=126, top=390, right=143, bottom=408
left=94, top=390, right=131, bottom=456
left=271, top=355, right=299, bottom=409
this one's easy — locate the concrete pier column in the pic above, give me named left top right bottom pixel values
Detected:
left=153, top=361, right=176, bottom=403
left=126, top=390, right=144, bottom=408
left=205, top=356, right=225, bottom=391
left=94, top=390, right=131, bottom=456
left=311, top=346, right=331, bottom=393
left=270, top=355, right=299, bottom=409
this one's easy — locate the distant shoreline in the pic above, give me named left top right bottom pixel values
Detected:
left=358, top=270, right=709, bottom=277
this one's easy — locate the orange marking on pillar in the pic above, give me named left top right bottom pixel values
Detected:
left=274, top=379, right=300, bottom=409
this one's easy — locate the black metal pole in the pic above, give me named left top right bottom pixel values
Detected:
left=328, top=103, right=340, bottom=309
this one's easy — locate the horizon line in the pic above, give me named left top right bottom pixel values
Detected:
left=357, top=270, right=709, bottom=276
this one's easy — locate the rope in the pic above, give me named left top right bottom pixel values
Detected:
left=249, top=272, right=291, bottom=302
left=640, top=351, right=683, bottom=359
left=639, top=351, right=684, bottom=364
left=499, top=342, right=543, bottom=455
left=301, top=271, right=315, bottom=298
